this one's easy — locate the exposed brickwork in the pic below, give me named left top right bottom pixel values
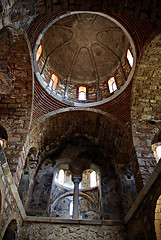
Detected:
left=34, top=0, right=161, bottom=29
left=27, top=13, right=154, bottom=124
left=0, top=28, right=33, bottom=183
left=33, top=79, right=69, bottom=120
left=131, top=33, right=161, bottom=184
left=96, top=81, right=132, bottom=123
left=29, top=109, right=133, bottom=159
left=0, top=1, right=161, bottom=239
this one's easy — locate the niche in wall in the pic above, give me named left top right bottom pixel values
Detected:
left=26, top=135, right=129, bottom=220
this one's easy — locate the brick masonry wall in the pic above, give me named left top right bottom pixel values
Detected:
left=34, top=0, right=161, bottom=28
left=131, top=33, right=161, bottom=184
left=29, top=108, right=133, bottom=162
left=0, top=28, right=33, bottom=185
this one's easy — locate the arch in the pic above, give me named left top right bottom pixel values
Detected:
left=50, top=191, right=99, bottom=219
left=1, top=212, right=18, bottom=240
left=33, top=107, right=133, bottom=165
left=51, top=191, right=98, bottom=210
left=2, top=219, right=17, bottom=240
left=29, top=107, right=138, bottom=190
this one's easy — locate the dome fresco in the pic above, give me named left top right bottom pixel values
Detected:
left=34, top=12, right=136, bottom=106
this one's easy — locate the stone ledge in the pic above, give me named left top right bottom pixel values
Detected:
left=24, top=216, right=123, bottom=226
left=124, top=159, right=161, bottom=224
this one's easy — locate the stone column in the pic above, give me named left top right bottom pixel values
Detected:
left=72, top=174, right=82, bottom=219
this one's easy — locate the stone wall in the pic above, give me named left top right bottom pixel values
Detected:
left=20, top=221, right=127, bottom=240
left=131, top=33, right=161, bottom=184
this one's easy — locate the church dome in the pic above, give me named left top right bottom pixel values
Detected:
left=34, top=11, right=136, bottom=106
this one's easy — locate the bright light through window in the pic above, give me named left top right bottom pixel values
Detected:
left=49, top=74, right=58, bottom=90
left=51, top=74, right=58, bottom=90
left=127, top=49, right=133, bottom=67
left=58, top=169, right=64, bottom=185
left=156, top=146, right=161, bottom=160
left=108, top=77, right=117, bottom=93
left=49, top=80, right=53, bottom=88
left=36, top=45, right=42, bottom=61
left=78, top=86, right=86, bottom=100
left=69, top=201, right=73, bottom=216
left=90, top=171, right=97, bottom=188
left=0, top=140, right=3, bottom=147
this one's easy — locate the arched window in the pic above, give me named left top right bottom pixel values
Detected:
left=49, top=74, right=58, bottom=90
left=36, top=45, right=42, bottom=61
left=69, top=201, right=73, bottom=216
left=78, top=86, right=86, bottom=100
left=58, top=169, right=64, bottom=185
left=90, top=170, right=97, bottom=188
left=55, top=167, right=73, bottom=188
left=0, top=139, right=4, bottom=147
left=156, top=146, right=161, bottom=160
left=108, top=77, right=117, bottom=93
left=127, top=49, right=133, bottom=67
left=152, top=142, right=161, bottom=163
left=50, top=165, right=100, bottom=219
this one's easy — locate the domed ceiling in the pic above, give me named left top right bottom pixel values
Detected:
left=34, top=12, right=136, bottom=106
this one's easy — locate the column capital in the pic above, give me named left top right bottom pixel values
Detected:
left=72, top=174, right=82, bottom=183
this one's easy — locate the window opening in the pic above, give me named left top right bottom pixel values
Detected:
left=0, top=140, right=3, bottom=147
left=50, top=165, right=100, bottom=219
left=108, top=77, right=117, bottom=93
left=90, top=171, right=97, bottom=188
left=58, top=169, right=64, bottom=185
left=49, top=74, right=58, bottom=90
left=36, top=45, right=42, bottom=61
left=127, top=49, right=133, bottom=67
left=78, top=86, right=86, bottom=100
left=69, top=201, right=73, bottom=216
left=156, top=146, right=161, bottom=160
